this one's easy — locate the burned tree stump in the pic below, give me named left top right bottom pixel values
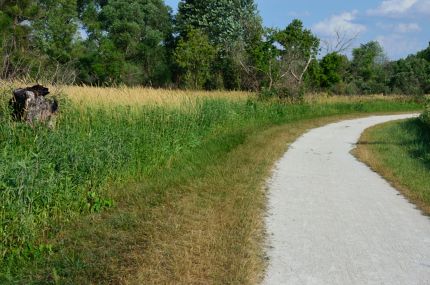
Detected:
left=10, top=85, right=58, bottom=125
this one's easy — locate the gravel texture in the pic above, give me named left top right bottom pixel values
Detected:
left=264, top=114, right=430, bottom=285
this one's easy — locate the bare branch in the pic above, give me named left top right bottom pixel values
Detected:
left=322, top=29, right=359, bottom=54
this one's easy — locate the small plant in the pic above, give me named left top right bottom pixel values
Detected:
left=86, top=191, right=114, bottom=213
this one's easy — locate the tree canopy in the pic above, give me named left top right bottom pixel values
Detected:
left=0, top=0, right=428, bottom=96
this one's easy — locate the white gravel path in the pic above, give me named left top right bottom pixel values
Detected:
left=264, top=114, right=430, bottom=285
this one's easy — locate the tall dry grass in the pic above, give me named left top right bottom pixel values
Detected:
left=63, top=85, right=251, bottom=108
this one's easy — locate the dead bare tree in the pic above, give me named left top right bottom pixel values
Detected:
left=237, top=46, right=316, bottom=99
left=321, top=29, right=359, bottom=55
left=283, top=53, right=314, bottom=86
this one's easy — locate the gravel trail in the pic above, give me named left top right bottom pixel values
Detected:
left=264, top=114, right=430, bottom=285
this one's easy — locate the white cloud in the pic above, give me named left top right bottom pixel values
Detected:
left=376, top=34, right=421, bottom=59
left=368, top=0, right=430, bottom=16
left=415, top=0, right=430, bottom=14
left=378, top=22, right=422, bottom=33
left=395, top=23, right=421, bottom=32
left=368, top=0, right=417, bottom=16
left=313, top=11, right=367, bottom=37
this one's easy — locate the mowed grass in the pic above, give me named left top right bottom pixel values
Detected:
left=355, top=114, right=430, bottom=215
left=0, top=84, right=423, bottom=283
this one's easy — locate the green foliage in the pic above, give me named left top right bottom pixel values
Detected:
left=80, top=0, right=173, bottom=86
left=77, top=38, right=125, bottom=85
left=33, top=0, right=79, bottom=63
left=274, top=19, right=319, bottom=61
left=320, top=52, right=349, bottom=90
left=174, top=28, right=217, bottom=89
left=243, top=28, right=280, bottom=90
left=176, top=0, right=261, bottom=48
left=0, top=0, right=39, bottom=78
left=417, top=42, right=430, bottom=62
left=389, top=55, right=430, bottom=95
left=352, top=41, right=386, bottom=80
left=349, top=41, right=388, bottom=94
left=420, top=102, right=430, bottom=127
left=303, top=59, right=322, bottom=91
left=86, top=191, right=114, bottom=213
left=0, top=0, right=39, bottom=47
left=257, top=20, right=319, bottom=99
left=176, top=0, right=262, bottom=90
left=0, top=0, right=428, bottom=93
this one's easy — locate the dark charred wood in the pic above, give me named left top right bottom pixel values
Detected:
left=10, top=85, right=58, bottom=125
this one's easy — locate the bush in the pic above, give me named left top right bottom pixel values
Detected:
left=420, top=102, right=430, bottom=127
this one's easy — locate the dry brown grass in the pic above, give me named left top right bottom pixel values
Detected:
left=2, top=79, right=420, bottom=109
left=59, top=88, right=428, bottom=111
left=125, top=113, right=411, bottom=284
left=62, top=86, right=408, bottom=108
left=1, top=80, right=252, bottom=109
left=63, top=85, right=251, bottom=108
left=304, top=93, right=418, bottom=104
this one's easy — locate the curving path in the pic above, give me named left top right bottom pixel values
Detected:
left=264, top=114, right=430, bottom=285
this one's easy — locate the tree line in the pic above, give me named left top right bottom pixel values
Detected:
left=1, top=0, right=429, bottom=97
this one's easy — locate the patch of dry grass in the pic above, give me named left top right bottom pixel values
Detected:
left=63, top=85, right=251, bottom=108
left=2, top=80, right=422, bottom=109
left=304, top=93, right=419, bottom=104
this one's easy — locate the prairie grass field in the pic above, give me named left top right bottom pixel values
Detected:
left=0, top=84, right=424, bottom=283
left=355, top=106, right=430, bottom=215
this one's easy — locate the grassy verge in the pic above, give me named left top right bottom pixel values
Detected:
left=354, top=117, right=430, bottom=215
left=0, top=86, right=423, bottom=283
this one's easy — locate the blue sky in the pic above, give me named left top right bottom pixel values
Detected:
left=164, top=0, right=430, bottom=59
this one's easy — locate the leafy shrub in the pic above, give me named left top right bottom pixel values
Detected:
left=420, top=101, right=430, bottom=127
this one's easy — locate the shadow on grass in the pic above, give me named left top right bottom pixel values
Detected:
left=357, top=118, right=430, bottom=171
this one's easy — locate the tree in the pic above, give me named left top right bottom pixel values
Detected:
left=176, top=0, right=261, bottom=48
left=319, top=52, right=349, bottom=89
left=417, top=42, right=430, bottom=62
left=351, top=41, right=385, bottom=80
left=174, top=28, right=216, bottom=89
left=236, top=28, right=279, bottom=91
left=176, top=0, right=262, bottom=89
left=389, top=55, right=430, bottom=95
left=33, top=0, right=79, bottom=64
left=75, top=0, right=173, bottom=86
left=321, top=29, right=359, bottom=55
left=237, top=20, right=320, bottom=98
left=272, top=19, right=320, bottom=98
left=350, top=41, right=388, bottom=94
left=276, top=20, right=319, bottom=83
left=0, top=0, right=39, bottom=78
left=77, top=38, right=125, bottom=85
